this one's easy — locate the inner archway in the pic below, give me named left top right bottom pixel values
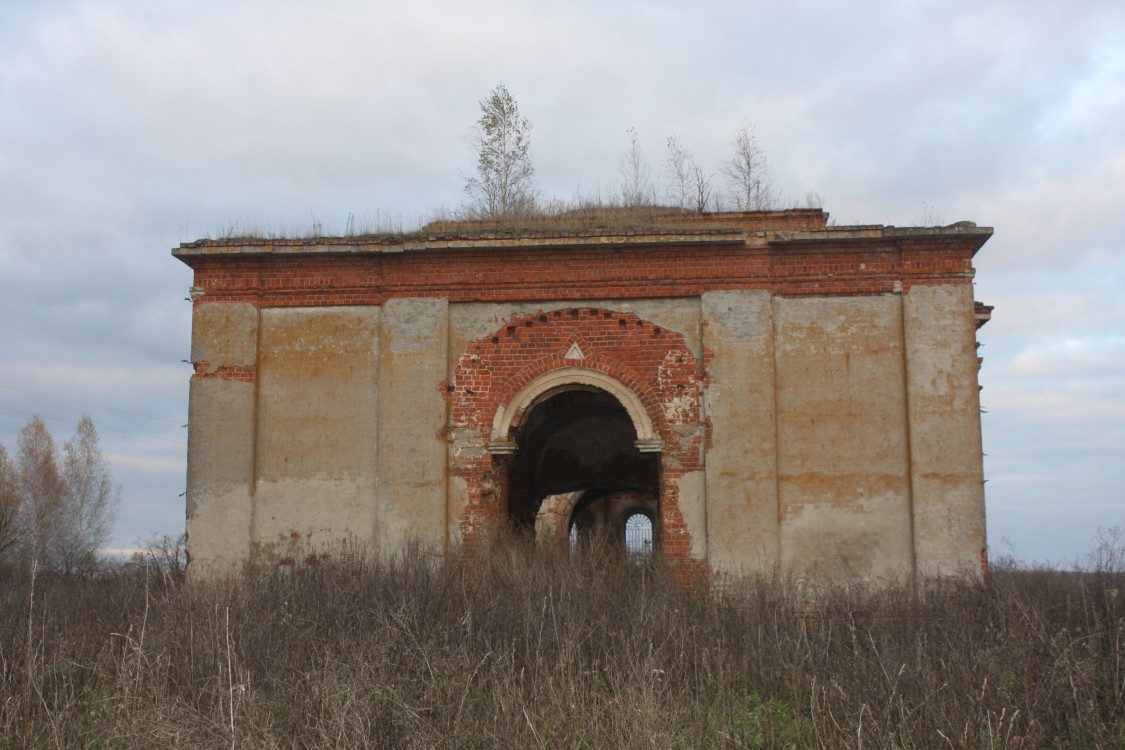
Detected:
left=506, top=386, right=660, bottom=546
left=567, top=490, right=659, bottom=555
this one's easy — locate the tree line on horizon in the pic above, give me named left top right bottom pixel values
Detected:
left=0, top=414, right=119, bottom=575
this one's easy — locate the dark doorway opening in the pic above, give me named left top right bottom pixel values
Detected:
left=567, top=490, right=659, bottom=555
left=505, top=386, right=660, bottom=551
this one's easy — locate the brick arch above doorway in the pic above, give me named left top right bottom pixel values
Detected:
left=449, top=307, right=704, bottom=450
left=448, top=306, right=708, bottom=567
left=488, top=367, right=662, bottom=455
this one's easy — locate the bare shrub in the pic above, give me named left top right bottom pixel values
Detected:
left=130, top=532, right=187, bottom=582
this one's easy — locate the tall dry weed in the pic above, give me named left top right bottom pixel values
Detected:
left=1, top=535, right=1122, bottom=748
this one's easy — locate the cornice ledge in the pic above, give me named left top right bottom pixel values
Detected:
left=768, top=221, right=994, bottom=245
left=173, top=231, right=749, bottom=260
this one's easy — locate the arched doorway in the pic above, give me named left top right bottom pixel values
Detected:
left=505, top=385, right=661, bottom=550
left=452, top=310, right=703, bottom=565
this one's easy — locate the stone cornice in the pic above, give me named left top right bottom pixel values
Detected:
left=768, top=221, right=993, bottom=256
left=173, top=214, right=990, bottom=306
left=173, top=230, right=748, bottom=259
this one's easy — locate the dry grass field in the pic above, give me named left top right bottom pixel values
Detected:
left=2, top=533, right=1123, bottom=749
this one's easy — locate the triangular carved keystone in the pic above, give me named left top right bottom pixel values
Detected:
left=563, top=343, right=586, bottom=360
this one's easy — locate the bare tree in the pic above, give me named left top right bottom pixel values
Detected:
left=16, top=416, right=65, bottom=570
left=691, top=164, right=714, bottom=213
left=618, top=127, right=653, bottom=207
left=59, top=415, right=120, bottom=574
left=0, top=445, right=18, bottom=566
left=665, top=135, right=717, bottom=213
left=463, top=83, right=536, bottom=219
left=723, top=120, right=776, bottom=210
left=12, top=415, right=119, bottom=574
left=664, top=135, right=693, bottom=211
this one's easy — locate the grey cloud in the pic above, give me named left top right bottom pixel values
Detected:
left=1, top=0, right=1122, bottom=560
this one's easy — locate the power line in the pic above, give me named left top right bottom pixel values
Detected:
left=0, top=383, right=184, bottom=426
left=0, top=406, right=185, bottom=450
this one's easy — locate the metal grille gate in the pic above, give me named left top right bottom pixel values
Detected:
left=624, top=513, right=653, bottom=557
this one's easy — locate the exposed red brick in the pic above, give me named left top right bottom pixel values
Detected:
left=191, top=361, right=258, bottom=383
left=448, top=308, right=709, bottom=569
left=182, top=237, right=977, bottom=311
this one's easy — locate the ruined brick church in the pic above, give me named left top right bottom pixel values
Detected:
left=174, top=209, right=992, bottom=583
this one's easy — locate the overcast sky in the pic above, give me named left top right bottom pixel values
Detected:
left=1, top=0, right=1121, bottom=565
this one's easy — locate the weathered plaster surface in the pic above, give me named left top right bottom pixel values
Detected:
left=253, top=307, right=380, bottom=557
left=774, top=295, right=914, bottom=583
left=185, top=378, right=255, bottom=576
left=191, top=302, right=258, bottom=370
left=256, top=307, right=380, bottom=482
left=702, top=290, right=781, bottom=574
left=376, top=298, right=449, bottom=552
left=673, top=470, right=708, bottom=559
left=904, top=284, right=986, bottom=578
